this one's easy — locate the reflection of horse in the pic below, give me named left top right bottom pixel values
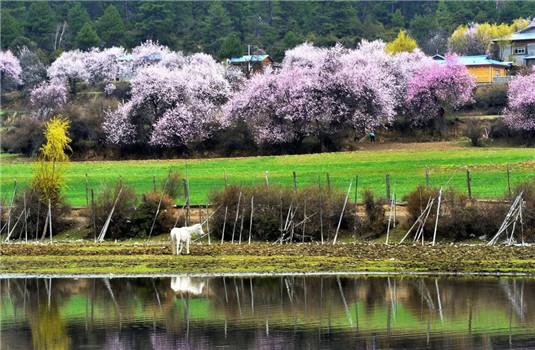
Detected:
left=170, top=224, right=204, bottom=255
left=171, top=277, right=206, bottom=295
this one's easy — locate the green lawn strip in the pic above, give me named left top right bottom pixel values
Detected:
left=1, top=145, right=534, bottom=205
left=3, top=253, right=535, bottom=274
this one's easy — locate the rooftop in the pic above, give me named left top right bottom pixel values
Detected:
left=228, top=55, right=271, bottom=63
left=434, top=55, right=511, bottom=67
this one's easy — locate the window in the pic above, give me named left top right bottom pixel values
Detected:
left=514, top=47, right=526, bottom=55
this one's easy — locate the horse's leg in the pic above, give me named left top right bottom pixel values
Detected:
left=178, top=240, right=183, bottom=255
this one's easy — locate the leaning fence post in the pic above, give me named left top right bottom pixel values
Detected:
left=7, top=180, right=17, bottom=238
left=333, top=180, right=352, bottom=245
left=264, top=171, right=269, bottom=188
left=506, top=165, right=512, bottom=200
left=248, top=196, right=254, bottom=245
left=292, top=171, right=297, bottom=192
left=385, top=174, right=391, bottom=201
left=466, top=169, right=472, bottom=200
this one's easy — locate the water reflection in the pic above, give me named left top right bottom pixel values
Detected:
left=1, top=275, right=535, bottom=349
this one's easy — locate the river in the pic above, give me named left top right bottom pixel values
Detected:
left=1, top=275, right=534, bottom=349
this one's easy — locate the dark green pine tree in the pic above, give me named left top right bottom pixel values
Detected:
left=96, top=5, right=126, bottom=47
left=219, top=32, right=243, bottom=59
left=203, top=2, right=232, bottom=55
left=1, top=12, right=23, bottom=49
left=25, top=2, right=57, bottom=50
left=135, top=2, right=174, bottom=46
left=67, top=3, right=91, bottom=45
left=76, top=22, right=100, bottom=50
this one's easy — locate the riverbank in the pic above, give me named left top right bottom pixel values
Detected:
left=2, top=242, right=535, bottom=275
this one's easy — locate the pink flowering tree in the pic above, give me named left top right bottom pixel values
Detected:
left=85, top=47, right=125, bottom=85
left=225, top=42, right=405, bottom=149
left=406, top=57, right=475, bottom=128
left=504, top=69, right=535, bottom=133
left=30, top=80, right=68, bottom=119
left=103, top=53, right=231, bottom=148
left=0, top=50, right=22, bottom=88
left=47, top=50, right=89, bottom=95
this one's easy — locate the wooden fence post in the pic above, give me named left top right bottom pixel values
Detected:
left=386, top=174, right=391, bottom=201
left=292, top=171, right=297, bottom=191
left=466, top=169, right=472, bottom=200
left=91, top=189, right=97, bottom=241
left=183, top=179, right=190, bottom=225
left=85, top=173, right=89, bottom=208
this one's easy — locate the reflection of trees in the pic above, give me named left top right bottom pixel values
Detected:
left=2, top=276, right=535, bottom=349
left=28, top=301, right=70, bottom=350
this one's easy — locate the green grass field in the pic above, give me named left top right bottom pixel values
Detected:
left=1, top=142, right=534, bottom=206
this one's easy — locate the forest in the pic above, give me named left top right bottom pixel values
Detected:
left=2, top=1, right=535, bottom=62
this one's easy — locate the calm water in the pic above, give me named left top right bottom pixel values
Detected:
left=1, top=275, right=535, bottom=350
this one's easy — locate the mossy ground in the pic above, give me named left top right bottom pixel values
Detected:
left=2, top=240, right=535, bottom=275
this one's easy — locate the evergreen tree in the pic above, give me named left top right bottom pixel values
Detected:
left=1, top=13, right=23, bottom=49
left=26, top=2, right=56, bottom=50
left=135, top=3, right=174, bottom=45
left=203, top=2, right=232, bottom=54
left=76, top=22, right=100, bottom=50
left=219, top=32, right=242, bottom=59
left=96, top=5, right=126, bottom=46
left=67, top=3, right=91, bottom=39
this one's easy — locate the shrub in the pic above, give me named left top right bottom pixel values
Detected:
left=208, top=184, right=355, bottom=242
left=92, top=182, right=137, bottom=240
left=471, top=84, right=508, bottom=114
left=360, top=190, right=386, bottom=237
left=162, top=171, right=183, bottom=200
left=2, top=188, right=71, bottom=240
left=1, top=116, right=44, bottom=156
left=404, top=186, right=507, bottom=241
left=513, top=178, right=535, bottom=240
left=128, top=191, right=175, bottom=238
left=464, top=119, right=484, bottom=146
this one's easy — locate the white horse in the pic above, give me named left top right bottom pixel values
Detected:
left=170, top=276, right=206, bottom=295
left=170, top=223, right=204, bottom=255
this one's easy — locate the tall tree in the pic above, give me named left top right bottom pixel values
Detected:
left=96, top=5, right=126, bottom=46
left=1, top=12, right=23, bottom=49
left=219, top=33, right=243, bottom=59
left=75, top=23, right=100, bottom=50
left=25, top=2, right=56, bottom=50
left=386, top=30, right=418, bottom=54
left=66, top=3, right=91, bottom=42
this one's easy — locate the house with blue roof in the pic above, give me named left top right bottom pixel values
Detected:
left=492, top=20, right=535, bottom=67
left=227, top=54, right=273, bottom=76
left=433, top=54, right=512, bottom=84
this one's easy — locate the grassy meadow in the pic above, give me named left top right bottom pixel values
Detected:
left=1, top=142, right=534, bottom=206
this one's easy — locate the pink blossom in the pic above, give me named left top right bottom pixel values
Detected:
left=504, top=69, right=535, bottom=131
left=30, top=80, right=68, bottom=119
left=0, top=50, right=22, bottom=85
left=225, top=42, right=406, bottom=145
left=103, top=52, right=231, bottom=146
left=406, top=56, right=475, bottom=125
left=47, top=50, right=89, bottom=84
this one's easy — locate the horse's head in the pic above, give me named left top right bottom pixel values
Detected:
left=194, top=223, right=205, bottom=237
